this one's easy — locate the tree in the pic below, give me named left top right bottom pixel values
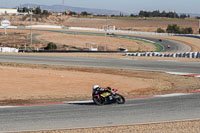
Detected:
left=22, top=7, right=29, bottom=13
left=45, top=42, right=57, bottom=50
left=156, top=28, right=165, bottom=33
left=81, top=11, right=89, bottom=16
left=166, top=24, right=180, bottom=33
left=34, top=7, right=42, bottom=14
left=69, top=11, right=77, bottom=16
left=181, top=27, right=193, bottom=34
left=42, top=10, right=51, bottom=16
left=180, top=14, right=187, bottom=19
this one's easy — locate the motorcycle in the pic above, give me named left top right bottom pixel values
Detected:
left=92, top=88, right=125, bottom=105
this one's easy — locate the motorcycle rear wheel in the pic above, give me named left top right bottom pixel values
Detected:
left=115, top=94, right=125, bottom=104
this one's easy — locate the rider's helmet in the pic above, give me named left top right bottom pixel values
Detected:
left=93, top=85, right=99, bottom=90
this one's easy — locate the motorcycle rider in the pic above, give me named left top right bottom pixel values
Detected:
left=92, top=85, right=111, bottom=95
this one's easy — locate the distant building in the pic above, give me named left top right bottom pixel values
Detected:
left=0, top=47, right=19, bottom=53
left=0, top=8, right=18, bottom=15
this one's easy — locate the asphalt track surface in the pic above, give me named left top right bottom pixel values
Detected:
left=117, top=34, right=191, bottom=52
left=0, top=93, right=200, bottom=132
left=0, top=54, right=199, bottom=73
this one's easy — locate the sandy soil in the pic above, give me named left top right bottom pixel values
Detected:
left=4, top=29, right=156, bottom=51
left=21, top=120, right=200, bottom=133
left=3, top=15, right=198, bottom=33
left=35, top=31, right=156, bottom=51
left=66, top=17, right=199, bottom=33
left=0, top=62, right=200, bottom=105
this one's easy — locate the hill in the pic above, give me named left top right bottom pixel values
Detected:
left=18, top=4, right=122, bottom=15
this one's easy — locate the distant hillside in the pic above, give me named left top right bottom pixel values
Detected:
left=18, top=4, right=122, bottom=15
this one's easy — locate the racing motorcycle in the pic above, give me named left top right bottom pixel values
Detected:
left=92, top=88, right=125, bottom=105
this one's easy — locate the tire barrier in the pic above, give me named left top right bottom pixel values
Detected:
left=126, top=52, right=200, bottom=59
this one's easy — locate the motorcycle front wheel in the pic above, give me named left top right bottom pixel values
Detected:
left=115, top=94, right=125, bottom=104
left=93, top=96, right=105, bottom=105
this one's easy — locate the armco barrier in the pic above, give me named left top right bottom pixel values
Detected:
left=126, top=52, right=200, bottom=59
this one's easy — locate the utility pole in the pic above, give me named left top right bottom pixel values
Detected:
left=30, top=10, right=33, bottom=49
left=199, top=19, right=200, bottom=34
left=104, top=15, right=108, bottom=51
left=62, top=0, right=65, bottom=15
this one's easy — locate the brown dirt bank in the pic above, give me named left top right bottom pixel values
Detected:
left=0, top=62, right=199, bottom=106
left=20, top=120, right=200, bottom=133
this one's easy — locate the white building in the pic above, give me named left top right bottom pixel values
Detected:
left=0, top=8, right=18, bottom=15
left=0, top=47, right=19, bottom=53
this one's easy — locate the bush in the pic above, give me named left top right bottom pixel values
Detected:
left=166, top=24, right=180, bottom=34
left=156, top=28, right=165, bottom=33
left=181, top=27, right=193, bottom=34
left=166, top=24, right=193, bottom=34
left=45, top=42, right=57, bottom=50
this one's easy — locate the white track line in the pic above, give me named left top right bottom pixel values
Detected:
left=0, top=106, right=16, bottom=109
left=165, top=72, right=192, bottom=75
left=155, top=93, right=187, bottom=98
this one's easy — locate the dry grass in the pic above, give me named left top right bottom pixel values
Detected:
left=2, top=15, right=199, bottom=33
left=35, top=30, right=156, bottom=51
left=5, top=29, right=156, bottom=51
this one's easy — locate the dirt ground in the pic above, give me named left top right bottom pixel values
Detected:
left=0, top=62, right=200, bottom=106
left=3, top=28, right=200, bottom=52
left=35, top=31, right=156, bottom=51
left=21, top=120, right=200, bottom=133
left=66, top=17, right=199, bottom=33
left=2, top=15, right=199, bottom=33
left=2, top=29, right=156, bottom=51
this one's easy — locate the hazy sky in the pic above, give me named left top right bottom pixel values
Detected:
left=1, top=0, right=200, bottom=13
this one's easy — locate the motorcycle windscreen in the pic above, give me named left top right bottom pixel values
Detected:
left=100, top=92, right=111, bottom=97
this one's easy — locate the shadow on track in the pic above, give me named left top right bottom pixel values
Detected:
left=68, top=102, right=96, bottom=106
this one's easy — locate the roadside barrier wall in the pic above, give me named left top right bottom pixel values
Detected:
left=126, top=52, right=200, bottom=59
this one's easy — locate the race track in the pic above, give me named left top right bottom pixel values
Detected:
left=0, top=32, right=198, bottom=132
left=0, top=93, right=200, bottom=132
left=117, top=34, right=191, bottom=52
left=0, top=54, right=199, bottom=73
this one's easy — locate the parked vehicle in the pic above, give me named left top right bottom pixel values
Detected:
left=92, top=88, right=125, bottom=105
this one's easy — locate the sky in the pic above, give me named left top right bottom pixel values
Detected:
left=1, top=0, right=200, bottom=14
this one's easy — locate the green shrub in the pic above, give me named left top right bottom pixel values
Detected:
left=166, top=24, right=180, bottom=34
left=181, top=27, right=193, bottom=34
left=166, top=24, right=193, bottom=34
left=45, top=42, right=57, bottom=50
left=156, top=28, right=165, bottom=33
